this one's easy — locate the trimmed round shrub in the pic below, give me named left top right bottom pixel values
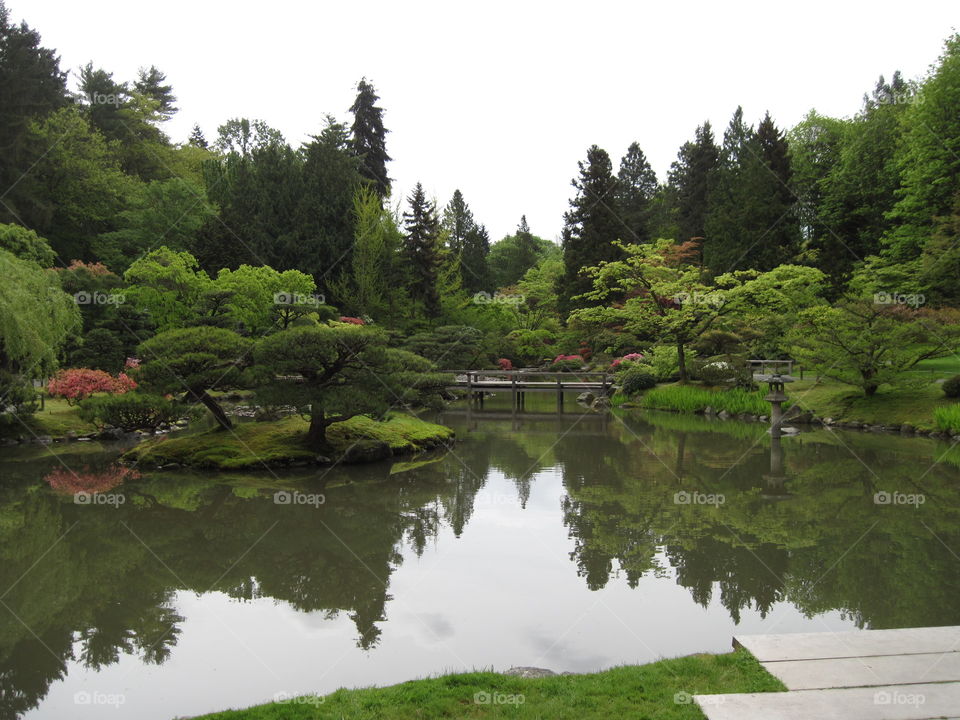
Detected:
left=550, top=354, right=584, bottom=372
left=619, top=368, right=657, bottom=395
left=79, top=392, right=179, bottom=431
left=943, top=374, right=960, bottom=398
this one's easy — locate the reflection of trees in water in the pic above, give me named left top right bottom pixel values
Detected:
left=0, top=454, right=469, bottom=718
left=561, top=417, right=960, bottom=630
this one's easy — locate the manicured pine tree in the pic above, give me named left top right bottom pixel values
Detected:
left=667, top=122, right=720, bottom=249
left=616, top=142, right=658, bottom=243
left=349, top=78, right=392, bottom=200
left=403, top=183, right=441, bottom=316
left=559, top=145, right=624, bottom=314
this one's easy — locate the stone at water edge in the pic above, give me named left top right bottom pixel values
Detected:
left=703, top=406, right=716, bottom=415
left=577, top=392, right=595, bottom=404
left=717, top=410, right=731, bottom=420
left=503, top=667, right=557, bottom=678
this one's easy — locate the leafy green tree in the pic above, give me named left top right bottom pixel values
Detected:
left=330, top=188, right=407, bottom=320
left=214, top=117, right=285, bottom=156
left=12, top=107, right=136, bottom=261
left=402, top=326, right=485, bottom=369
left=96, top=177, right=214, bottom=271
left=349, top=78, right=392, bottom=199
left=0, top=248, right=80, bottom=414
left=137, top=327, right=251, bottom=429
left=487, top=224, right=556, bottom=290
left=403, top=182, right=442, bottom=317
left=616, top=141, right=658, bottom=243
left=123, top=247, right=212, bottom=330
left=505, top=258, right=563, bottom=331
left=560, top=145, right=624, bottom=314
left=0, top=223, right=56, bottom=266
left=789, top=300, right=960, bottom=396
left=253, top=325, right=446, bottom=448
left=667, top=122, right=719, bottom=246
left=214, top=264, right=321, bottom=333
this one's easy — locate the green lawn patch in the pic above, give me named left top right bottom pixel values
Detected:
left=124, top=413, right=454, bottom=470
left=3, top=397, right=99, bottom=439
left=641, top=384, right=773, bottom=416
left=192, top=649, right=783, bottom=720
left=787, top=377, right=950, bottom=430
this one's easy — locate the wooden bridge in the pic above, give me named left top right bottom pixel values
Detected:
left=444, top=370, right=615, bottom=409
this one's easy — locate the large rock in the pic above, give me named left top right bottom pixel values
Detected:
left=577, top=392, right=595, bottom=405
left=341, top=440, right=391, bottom=464
left=97, top=427, right=126, bottom=442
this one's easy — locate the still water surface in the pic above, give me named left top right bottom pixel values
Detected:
left=2, top=396, right=959, bottom=718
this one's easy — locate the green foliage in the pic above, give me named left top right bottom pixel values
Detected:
left=403, top=183, right=442, bottom=317
left=349, top=78, right=391, bottom=199
left=667, top=122, right=719, bottom=246
left=68, top=328, right=126, bottom=373
left=934, top=404, right=960, bottom=432
left=789, top=300, right=960, bottom=396
left=618, top=368, right=656, bottom=395
left=79, top=392, right=179, bottom=431
left=506, top=328, right=557, bottom=366
left=124, top=246, right=212, bottom=330
left=942, top=375, right=960, bottom=398
left=645, top=345, right=682, bottom=381
left=616, top=142, right=658, bottom=244
left=0, top=223, right=56, bottom=266
left=402, top=326, right=484, bottom=369
left=642, top=385, right=772, bottom=415
left=488, top=222, right=557, bottom=291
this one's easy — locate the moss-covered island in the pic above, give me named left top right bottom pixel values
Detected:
left=124, top=413, right=454, bottom=470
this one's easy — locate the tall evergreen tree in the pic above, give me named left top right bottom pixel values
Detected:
left=667, top=122, right=719, bottom=248
left=78, top=62, right=129, bottom=143
left=349, top=78, right=391, bottom=199
left=188, top=124, right=208, bottom=148
left=704, top=110, right=799, bottom=272
left=559, top=145, right=624, bottom=314
left=134, top=65, right=177, bottom=120
left=403, top=183, right=441, bottom=316
left=0, top=1, right=69, bottom=224
left=461, top=223, right=491, bottom=293
left=515, top=215, right=539, bottom=272
left=616, top=142, right=658, bottom=243
left=442, top=189, right=474, bottom=254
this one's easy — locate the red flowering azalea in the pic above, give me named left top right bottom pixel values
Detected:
left=611, top=353, right=645, bottom=369
left=338, top=316, right=365, bottom=325
left=48, top=368, right=138, bottom=405
left=497, top=358, right=514, bottom=370
left=553, top=354, right=584, bottom=363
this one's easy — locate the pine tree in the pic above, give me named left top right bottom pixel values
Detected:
left=461, top=224, right=491, bottom=293
left=78, top=62, right=129, bottom=142
left=559, top=145, right=624, bottom=314
left=616, top=142, right=658, bottom=243
left=668, top=122, right=719, bottom=247
left=134, top=65, right=177, bottom=120
left=403, top=183, right=441, bottom=316
left=349, top=78, right=392, bottom=199
left=442, top=189, right=474, bottom=254
left=188, top=124, right=208, bottom=148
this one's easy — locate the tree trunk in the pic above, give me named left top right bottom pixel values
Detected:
left=197, top=390, right=232, bottom=430
left=864, top=382, right=879, bottom=396
left=677, top=341, right=688, bottom=383
left=305, top=409, right=328, bottom=449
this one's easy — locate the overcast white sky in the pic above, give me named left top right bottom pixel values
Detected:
left=13, top=0, right=958, bottom=242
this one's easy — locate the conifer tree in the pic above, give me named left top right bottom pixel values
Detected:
left=616, top=142, right=658, bottom=243
left=667, top=122, right=719, bottom=248
left=460, top=224, right=491, bottom=293
left=442, top=189, right=474, bottom=254
left=188, top=124, right=207, bottom=148
left=349, top=78, right=391, bottom=199
left=134, top=65, right=177, bottom=120
left=403, top=183, right=441, bottom=316
left=559, top=145, right=624, bottom=314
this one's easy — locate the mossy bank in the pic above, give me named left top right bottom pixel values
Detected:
left=124, top=413, right=454, bottom=470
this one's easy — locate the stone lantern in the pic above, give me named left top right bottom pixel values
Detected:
left=758, top=372, right=795, bottom=437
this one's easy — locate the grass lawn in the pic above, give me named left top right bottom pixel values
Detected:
left=192, top=650, right=784, bottom=720
left=125, top=413, right=454, bottom=470
left=2, top=397, right=99, bottom=439
left=787, top=377, right=954, bottom=430
left=905, top=356, right=960, bottom=379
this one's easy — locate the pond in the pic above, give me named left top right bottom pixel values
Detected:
left=2, top=394, right=959, bottom=719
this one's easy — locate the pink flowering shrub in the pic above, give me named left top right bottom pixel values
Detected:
left=497, top=358, right=514, bottom=371
left=338, top=316, right=365, bottom=325
left=47, top=369, right=137, bottom=405
left=610, top=352, right=645, bottom=369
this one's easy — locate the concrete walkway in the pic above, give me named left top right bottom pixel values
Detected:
left=695, top=626, right=960, bottom=719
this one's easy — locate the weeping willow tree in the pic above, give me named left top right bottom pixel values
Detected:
left=0, top=248, right=81, bottom=416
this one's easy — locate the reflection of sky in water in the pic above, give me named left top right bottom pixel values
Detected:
left=10, top=402, right=960, bottom=719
